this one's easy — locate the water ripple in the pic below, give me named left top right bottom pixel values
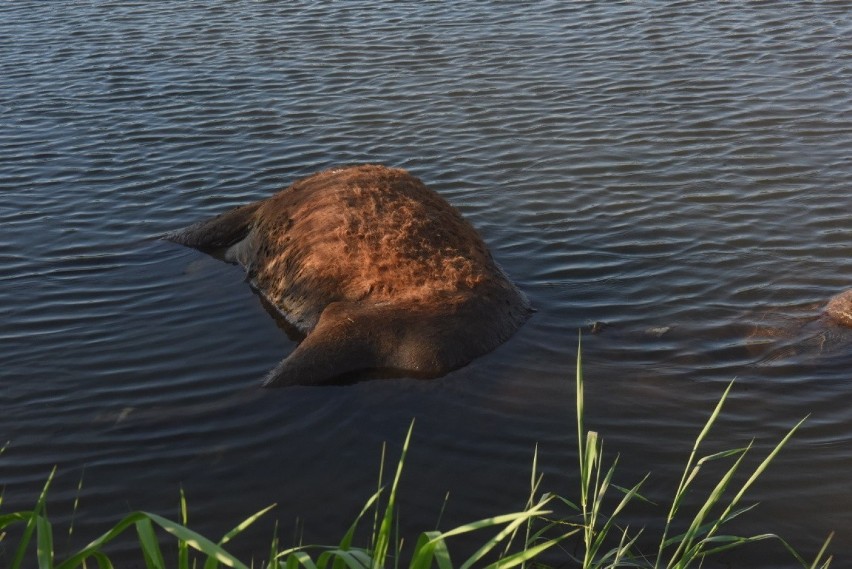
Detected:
left=1, top=1, right=851, bottom=564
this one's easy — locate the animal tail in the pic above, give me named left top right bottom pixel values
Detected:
left=163, top=202, right=262, bottom=253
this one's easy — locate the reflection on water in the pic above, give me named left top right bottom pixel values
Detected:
left=1, top=1, right=850, bottom=566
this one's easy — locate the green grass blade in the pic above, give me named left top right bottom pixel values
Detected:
left=408, top=532, right=436, bottom=569
left=205, top=506, right=276, bottom=569
left=611, top=483, right=653, bottom=506
left=581, top=429, right=599, bottom=553
left=717, top=503, right=759, bottom=525
left=409, top=531, right=453, bottom=569
left=428, top=540, right=453, bottom=569
left=350, top=549, right=374, bottom=567
left=458, top=500, right=553, bottom=569
left=372, top=420, right=414, bottom=569
left=136, top=517, right=166, bottom=569
left=276, top=545, right=316, bottom=559
left=679, top=417, right=808, bottom=566
left=576, top=336, right=586, bottom=505
left=180, top=489, right=190, bottom=569
left=431, top=504, right=551, bottom=543
left=339, top=489, right=383, bottom=556
left=519, top=445, right=542, bottom=558
left=144, top=511, right=250, bottom=569
left=591, top=450, right=616, bottom=514
left=317, top=549, right=370, bottom=569
left=0, top=512, right=32, bottom=529
left=371, top=442, right=387, bottom=552
left=275, top=493, right=379, bottom=566
left=283, top=551, right=319, bottom=569
left=36, top=514, right=54, bottom=569
left=694, top=533, right=776, bottom=556
left=407, top=507, right=555, bottom=569
left=662, top=505, right=759, bottom=549
left=479, top=536, right=562, bottom=569
left=55, top=512, right=150, bottom=569
left=433, top=491, right=451, bottom=532
left=714, top=417, right=807, bottom=532
left=656, top=380, right=733, bottom=569
left=609, top=526, right=643, bottom=567
left=552, top=494, right=580, bottom=512
left=219, top=504, right=277, bottom=547
left=266, top=521, right=281, bottom=569
left=666, top=443, right=750, bottom=568
left=11, top=467, right=56, bottom=569
left=809, top=532, right=834, bottom=569
left=66, top=469, right=85, bottom=549
left=87, top=551, right=115, bottom=569
left=592, top=474, right=647, bottom=562
left=585, top=454, right=619, bottom=562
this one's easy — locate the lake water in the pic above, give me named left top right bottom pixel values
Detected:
left=1, top=1, right=850, bottom=566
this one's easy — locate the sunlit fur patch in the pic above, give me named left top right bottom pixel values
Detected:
left=249, top=165, right=498, bottom=329
left=826, top=289, right=852, bottom=328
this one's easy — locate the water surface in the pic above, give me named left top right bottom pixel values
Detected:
left=1, top=2, right=850, bottom=566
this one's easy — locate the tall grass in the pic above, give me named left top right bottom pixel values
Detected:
left=270, top=420, right=566, bottom=569
left=561, top=338, right=834, bottom=569
left=0, top=342, right=835, bottom=568
left=0, top=463, right=276, bottom=569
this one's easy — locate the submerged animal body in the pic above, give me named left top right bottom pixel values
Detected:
left=167, top=165, right=531, bottom=387
left=745, top=289, right=852, bottom=366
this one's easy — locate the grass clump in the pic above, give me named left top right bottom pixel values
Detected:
left=0, top=465, right=275, bottom=569
left=0, top=341, right=835, bottom=568
left=0, top=427, right=561, bottom=569
left=271, top=421, right=564, bottom=569
left=559, top=339, right=834, bottom=569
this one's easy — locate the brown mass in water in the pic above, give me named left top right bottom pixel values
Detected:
left=167, top=164, right=531, bottom=387
left=826, top=289, right=852, bottom=328
left=745, top=288, right=852, bottom=366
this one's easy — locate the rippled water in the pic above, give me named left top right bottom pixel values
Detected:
left=1, top=1, right=850, bottom=566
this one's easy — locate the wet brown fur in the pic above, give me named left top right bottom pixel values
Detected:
left=826, top=289, right=852, bottom=328
left=167, top=165, right=531, bottom=386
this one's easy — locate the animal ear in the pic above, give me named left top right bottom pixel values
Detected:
left=164, top=202, right=262, bottom=253
left=261, top=302, right=377, bottom=387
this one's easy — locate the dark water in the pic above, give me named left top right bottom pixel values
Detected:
left=1, top=1, right=850, bottom=566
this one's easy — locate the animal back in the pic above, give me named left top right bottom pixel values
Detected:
left=250, top=165, right=497, bottom=311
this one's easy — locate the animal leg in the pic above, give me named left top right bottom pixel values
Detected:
left=262, top=302, right=378, bottom=387
left=164, top=202, right=261, bottom=253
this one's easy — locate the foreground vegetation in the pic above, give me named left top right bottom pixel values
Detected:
left=0, top=343, right=835, bottom=568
